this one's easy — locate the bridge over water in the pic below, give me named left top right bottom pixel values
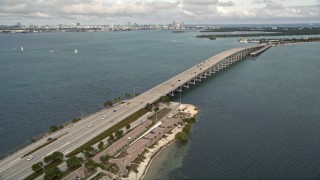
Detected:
left=135, top=44, right=268, bottom=103
left=0, top=44, right=270, bottom=179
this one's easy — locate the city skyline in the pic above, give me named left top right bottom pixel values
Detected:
left=0, top=0, right=319, bottom=25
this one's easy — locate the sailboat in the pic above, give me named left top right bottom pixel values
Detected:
left=74, top=49, right=78, bottom=54
left=20, top=46, right=24, bottom=52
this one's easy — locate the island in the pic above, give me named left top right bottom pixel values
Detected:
left=196, top=27, right=320, bottom=40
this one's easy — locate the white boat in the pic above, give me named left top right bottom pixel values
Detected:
left=74, top=49, right=78, bottom=54
left=50, top=49, right=54, bottom=53
left=20, top=46, right=23, bottom=52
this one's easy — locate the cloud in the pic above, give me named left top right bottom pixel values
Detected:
left=218, top=1, right=235, bottom=7
left=182, top=0, right=219, bottom=5
left=0, top=0, right=318, bottom=24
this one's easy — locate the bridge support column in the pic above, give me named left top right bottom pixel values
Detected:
left=183, top=82, right=190, bottom=88
left=221, top=61, right=224, bottom=68
left=189, top=78, right=196, bottom=84
left=196, top=75, right=202, bottom=82
left=170, top=91, right=174, bottom=96
left=201, top=73, right=206, bottom=78
left=217, top=64, right=221, bottom=70
left=177, top=86, right=183, bottom=92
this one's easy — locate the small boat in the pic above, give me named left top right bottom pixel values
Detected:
left=20, top=46, right=24, bottom=52
left=74, top=49, right=78, bottom=54
left=50, top=49, right=54, bottom=53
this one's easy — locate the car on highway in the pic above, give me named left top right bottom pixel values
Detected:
left=27, top=156, right=33, bottom=161
left=87, top=123, right=93, bottom=128
left=113, top=110, right=117, bottom=112
left=47, top=137, right=52, bottom=141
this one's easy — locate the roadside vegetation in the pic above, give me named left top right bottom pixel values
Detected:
left=66, top=108, right=148, bottom=157
left=175, top=117, right=197, bottom=143
left=22, top=138, right=58, bottom=158
left=24, top=151, right=64, bottom=180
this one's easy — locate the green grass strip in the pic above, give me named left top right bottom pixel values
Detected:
left=148, top=108, right=172, bottom=122
left=24, top=170, right=43, bottom=180
left=22, top=138, right=57, bottom=158
left=66, top=108, right=149, bottom=157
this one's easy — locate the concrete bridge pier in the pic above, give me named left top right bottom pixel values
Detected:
left=189, top=78, right=196, bottom=85
left=196, top=75, right=202, bottom=82
left=201, top=73, right=207, bottom=79
left=183, top=82, right=190, bottom=88
left=170, top=91, right=175, bottom=96
left=225, top=60, right=230, bottom=67
left=210, top=67, right=215, bottom=74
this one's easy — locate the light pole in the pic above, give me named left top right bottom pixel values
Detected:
left=133, top=87, right=139, bottom=98
left=133, top=87, right=144, bottom=98
left=80, top=111, right=84, bottom=119
left=179, top=94, right=182, bottom=105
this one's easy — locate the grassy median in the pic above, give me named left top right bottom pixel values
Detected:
left=22, top=138, right=58, bottom=158
left=66, top=108, right=149, bottom=157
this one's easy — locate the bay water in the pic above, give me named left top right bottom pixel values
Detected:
left=0, top=31, right=320, bottom=179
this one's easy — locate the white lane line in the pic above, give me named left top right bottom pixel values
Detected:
left=46, top=149, right=57, bottom=156
left=0, top=158, right=22, bottom=172
left=59, top=142, right=70, bottom=149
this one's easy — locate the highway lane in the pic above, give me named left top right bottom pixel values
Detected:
left=2, top=98, right=149, bottom=179
left=0, top=45, right=264, bottom=179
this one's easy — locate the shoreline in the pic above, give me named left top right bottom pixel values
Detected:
left=124, top=104, right=198, bottom=180
left=140, top=127, right=180, bottom=180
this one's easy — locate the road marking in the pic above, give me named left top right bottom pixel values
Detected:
left=46, top=149, right=57, bottom=156
left=0, top=158, right=22, bottom=172
left=59, top=142, right=70, bottom=149
left=18, top=171, right=33, bottom=180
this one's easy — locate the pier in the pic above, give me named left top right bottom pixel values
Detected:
left=250, top=45, right=271, bottom=58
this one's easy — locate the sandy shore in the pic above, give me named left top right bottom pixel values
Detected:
left=124, top=104, right=198, bottom=180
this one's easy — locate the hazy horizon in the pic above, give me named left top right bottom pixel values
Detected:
left=0, top=0, right=319, bottom=26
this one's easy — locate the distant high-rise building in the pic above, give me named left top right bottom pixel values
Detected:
left=172, top=20, right=176, bottom=28
left=181, top=22, right=185, bottom=29
left=76, top=23, right=80, bottom=26
left=17, top=22, right=21, bottom=28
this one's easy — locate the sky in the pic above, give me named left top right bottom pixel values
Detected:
left=0, top=0, right=319, bottom=25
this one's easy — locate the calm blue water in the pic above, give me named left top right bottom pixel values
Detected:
left=0, top=31, right=243, bottom=157
left=1, top=31, right=320, bottom=179
left=145, top=42, right=320, bottom=179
